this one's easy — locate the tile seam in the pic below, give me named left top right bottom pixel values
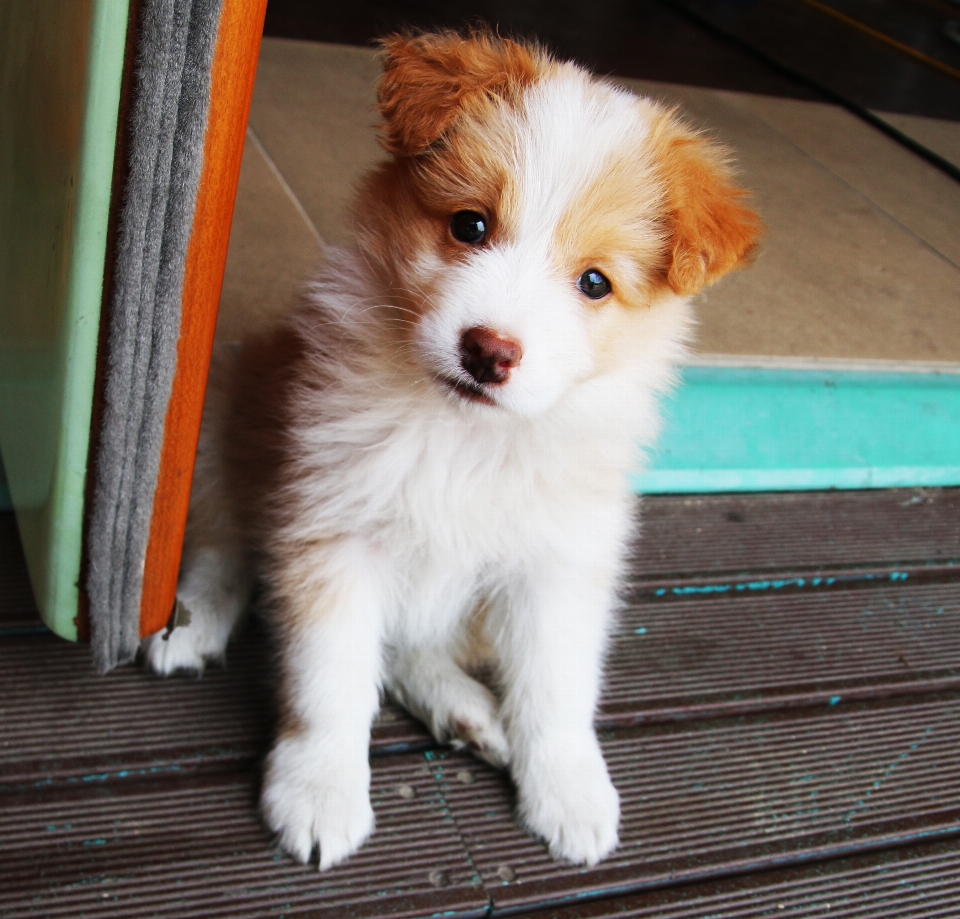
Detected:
left=244, top=125, right=326, bottom=252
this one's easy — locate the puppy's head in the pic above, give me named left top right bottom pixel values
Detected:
left=355, top=30, right=761, bottom=416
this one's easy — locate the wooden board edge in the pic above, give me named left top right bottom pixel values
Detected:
left=138, top=0, right=268, bottom=638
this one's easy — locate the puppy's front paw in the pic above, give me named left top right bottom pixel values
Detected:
left=142, top=622, right=218, bottom=676
left=262, top=737, right=375, bottom=870
left=517, top=745, right=620, bottom=866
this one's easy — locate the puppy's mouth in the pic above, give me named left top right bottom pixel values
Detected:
left=437, top=375, right=497, bottom=406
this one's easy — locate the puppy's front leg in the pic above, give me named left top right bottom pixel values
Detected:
left=261, top=542, right=385, bottom=870
left=496, top=567, right=620, bottom=866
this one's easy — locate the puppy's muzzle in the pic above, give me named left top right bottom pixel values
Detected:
left=460, top=327, right=522, bottom=385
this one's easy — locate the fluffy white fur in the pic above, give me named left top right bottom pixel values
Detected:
left=143, top=31, right=758, bottom=871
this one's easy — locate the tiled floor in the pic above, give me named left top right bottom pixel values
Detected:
left=219, top=38, right=960, bottom=361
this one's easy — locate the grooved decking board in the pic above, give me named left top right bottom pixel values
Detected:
left=536, top=838, right=960, bottom=917
left=0, top=628, right=431, bottom=791
left=0, top=761, right=487, bottom=919
left=603, top=581, right=960, bottom=723
left=632, top=489, right=960, bottom=579
left=435, top=697, right=960, bottom=913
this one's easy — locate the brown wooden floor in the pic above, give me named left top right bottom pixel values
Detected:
left=3, top=489, right=960, bottom=917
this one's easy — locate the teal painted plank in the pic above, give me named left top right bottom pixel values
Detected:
left=0, top=1, right=129, bottom=639
left=633, top=366, right=960, bottom=494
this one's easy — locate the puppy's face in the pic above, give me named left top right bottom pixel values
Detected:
left=355, top=33, right=761, bottom=417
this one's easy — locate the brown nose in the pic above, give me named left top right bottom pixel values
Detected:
left=460, top=327, right=522, bottom=385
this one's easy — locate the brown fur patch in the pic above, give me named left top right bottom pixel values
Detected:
left=353, top=106, right=519, bottom=309
left=648, top=111, right=762, bottom=297
left=553, top=145, right=665, bottom=312
left=377, top=29, right=545, bottom=157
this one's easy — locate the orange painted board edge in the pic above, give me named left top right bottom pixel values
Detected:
left=139, top=0, right=268, bottom=638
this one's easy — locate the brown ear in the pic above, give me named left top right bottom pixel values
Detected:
left=653, top=119, right=762, bottom=296
left=377, top=30, right=543, bottom=157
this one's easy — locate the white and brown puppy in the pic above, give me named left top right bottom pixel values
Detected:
left=144, top=31, right=760, bottom=870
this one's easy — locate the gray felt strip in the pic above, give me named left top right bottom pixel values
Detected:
left=88, top=0, right=224, bottom=672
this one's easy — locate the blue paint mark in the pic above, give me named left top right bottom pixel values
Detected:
left=82, top=839, right=106, bottom=847
left=648, top=569, right=914, bottom=600
left=829, top=696, right=841, bottom=706
left=670, top=584, right=733, bottom=596
left=843, top=728, right=932, bottom=823
left=635, top=627, right=647, bottom=635
left=79, top=765, right=183, bottom=784
left=742, top=578, right=806, bottom=592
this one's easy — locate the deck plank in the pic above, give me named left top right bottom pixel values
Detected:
left=604, top=580, right=960, bottom=724
left=633, top=489, right=960, bottom=579
left=0, top=761, right=487, bottom=919
left=534, top=838, right=960, bottom=917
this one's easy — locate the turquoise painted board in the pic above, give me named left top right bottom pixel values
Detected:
left=634, top=365, right=960, bottom=494
left=0, top=1, right=129, bottom=639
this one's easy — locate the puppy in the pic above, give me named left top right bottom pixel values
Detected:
left=144, top=31, right=760, bottom=870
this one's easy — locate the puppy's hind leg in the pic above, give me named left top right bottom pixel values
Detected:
left=142, top=542, right=252, bottom=675
left=385, top=646, right=510, bottom=768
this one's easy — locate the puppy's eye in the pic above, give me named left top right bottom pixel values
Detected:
left=450, top=211, right=487, bottom=244
left=577, top=269, right=611, bottom=300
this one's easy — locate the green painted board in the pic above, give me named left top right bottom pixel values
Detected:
left=634, top=363, right=960, bottom=494
left=0, top=1, right=129, bottom=640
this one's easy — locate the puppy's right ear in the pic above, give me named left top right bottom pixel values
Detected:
left=377, top=31, right=542, bottom=157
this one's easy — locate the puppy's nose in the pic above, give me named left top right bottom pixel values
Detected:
left=460, top=327, right=522, bottom=385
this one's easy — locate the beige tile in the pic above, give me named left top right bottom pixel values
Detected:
left=215, top=133, right=323, bottom=344
left=619, top=79, right=960, bottom=361
left=248, top=38, right=384, bottom=249
left=878, top=111, right=960, bottom=173
left=722, top=94, right=960, bottom=267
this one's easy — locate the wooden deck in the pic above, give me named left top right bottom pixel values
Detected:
left=3, top=488, right=960, bottom=917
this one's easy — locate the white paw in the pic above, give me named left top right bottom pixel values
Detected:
left=142, top=622, right=220, bottom=675
left=391, top=671, right=511, bottom=768
left=516, top=743, right=620, bottom=866
left=261, top=736, right=375, bottom=870
left=444, top=697, right=510, bottom=769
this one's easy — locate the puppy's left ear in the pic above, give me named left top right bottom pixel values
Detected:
left=377, top=30, right=542, bottom=157
left=653, top=119, right=762, bottom=297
